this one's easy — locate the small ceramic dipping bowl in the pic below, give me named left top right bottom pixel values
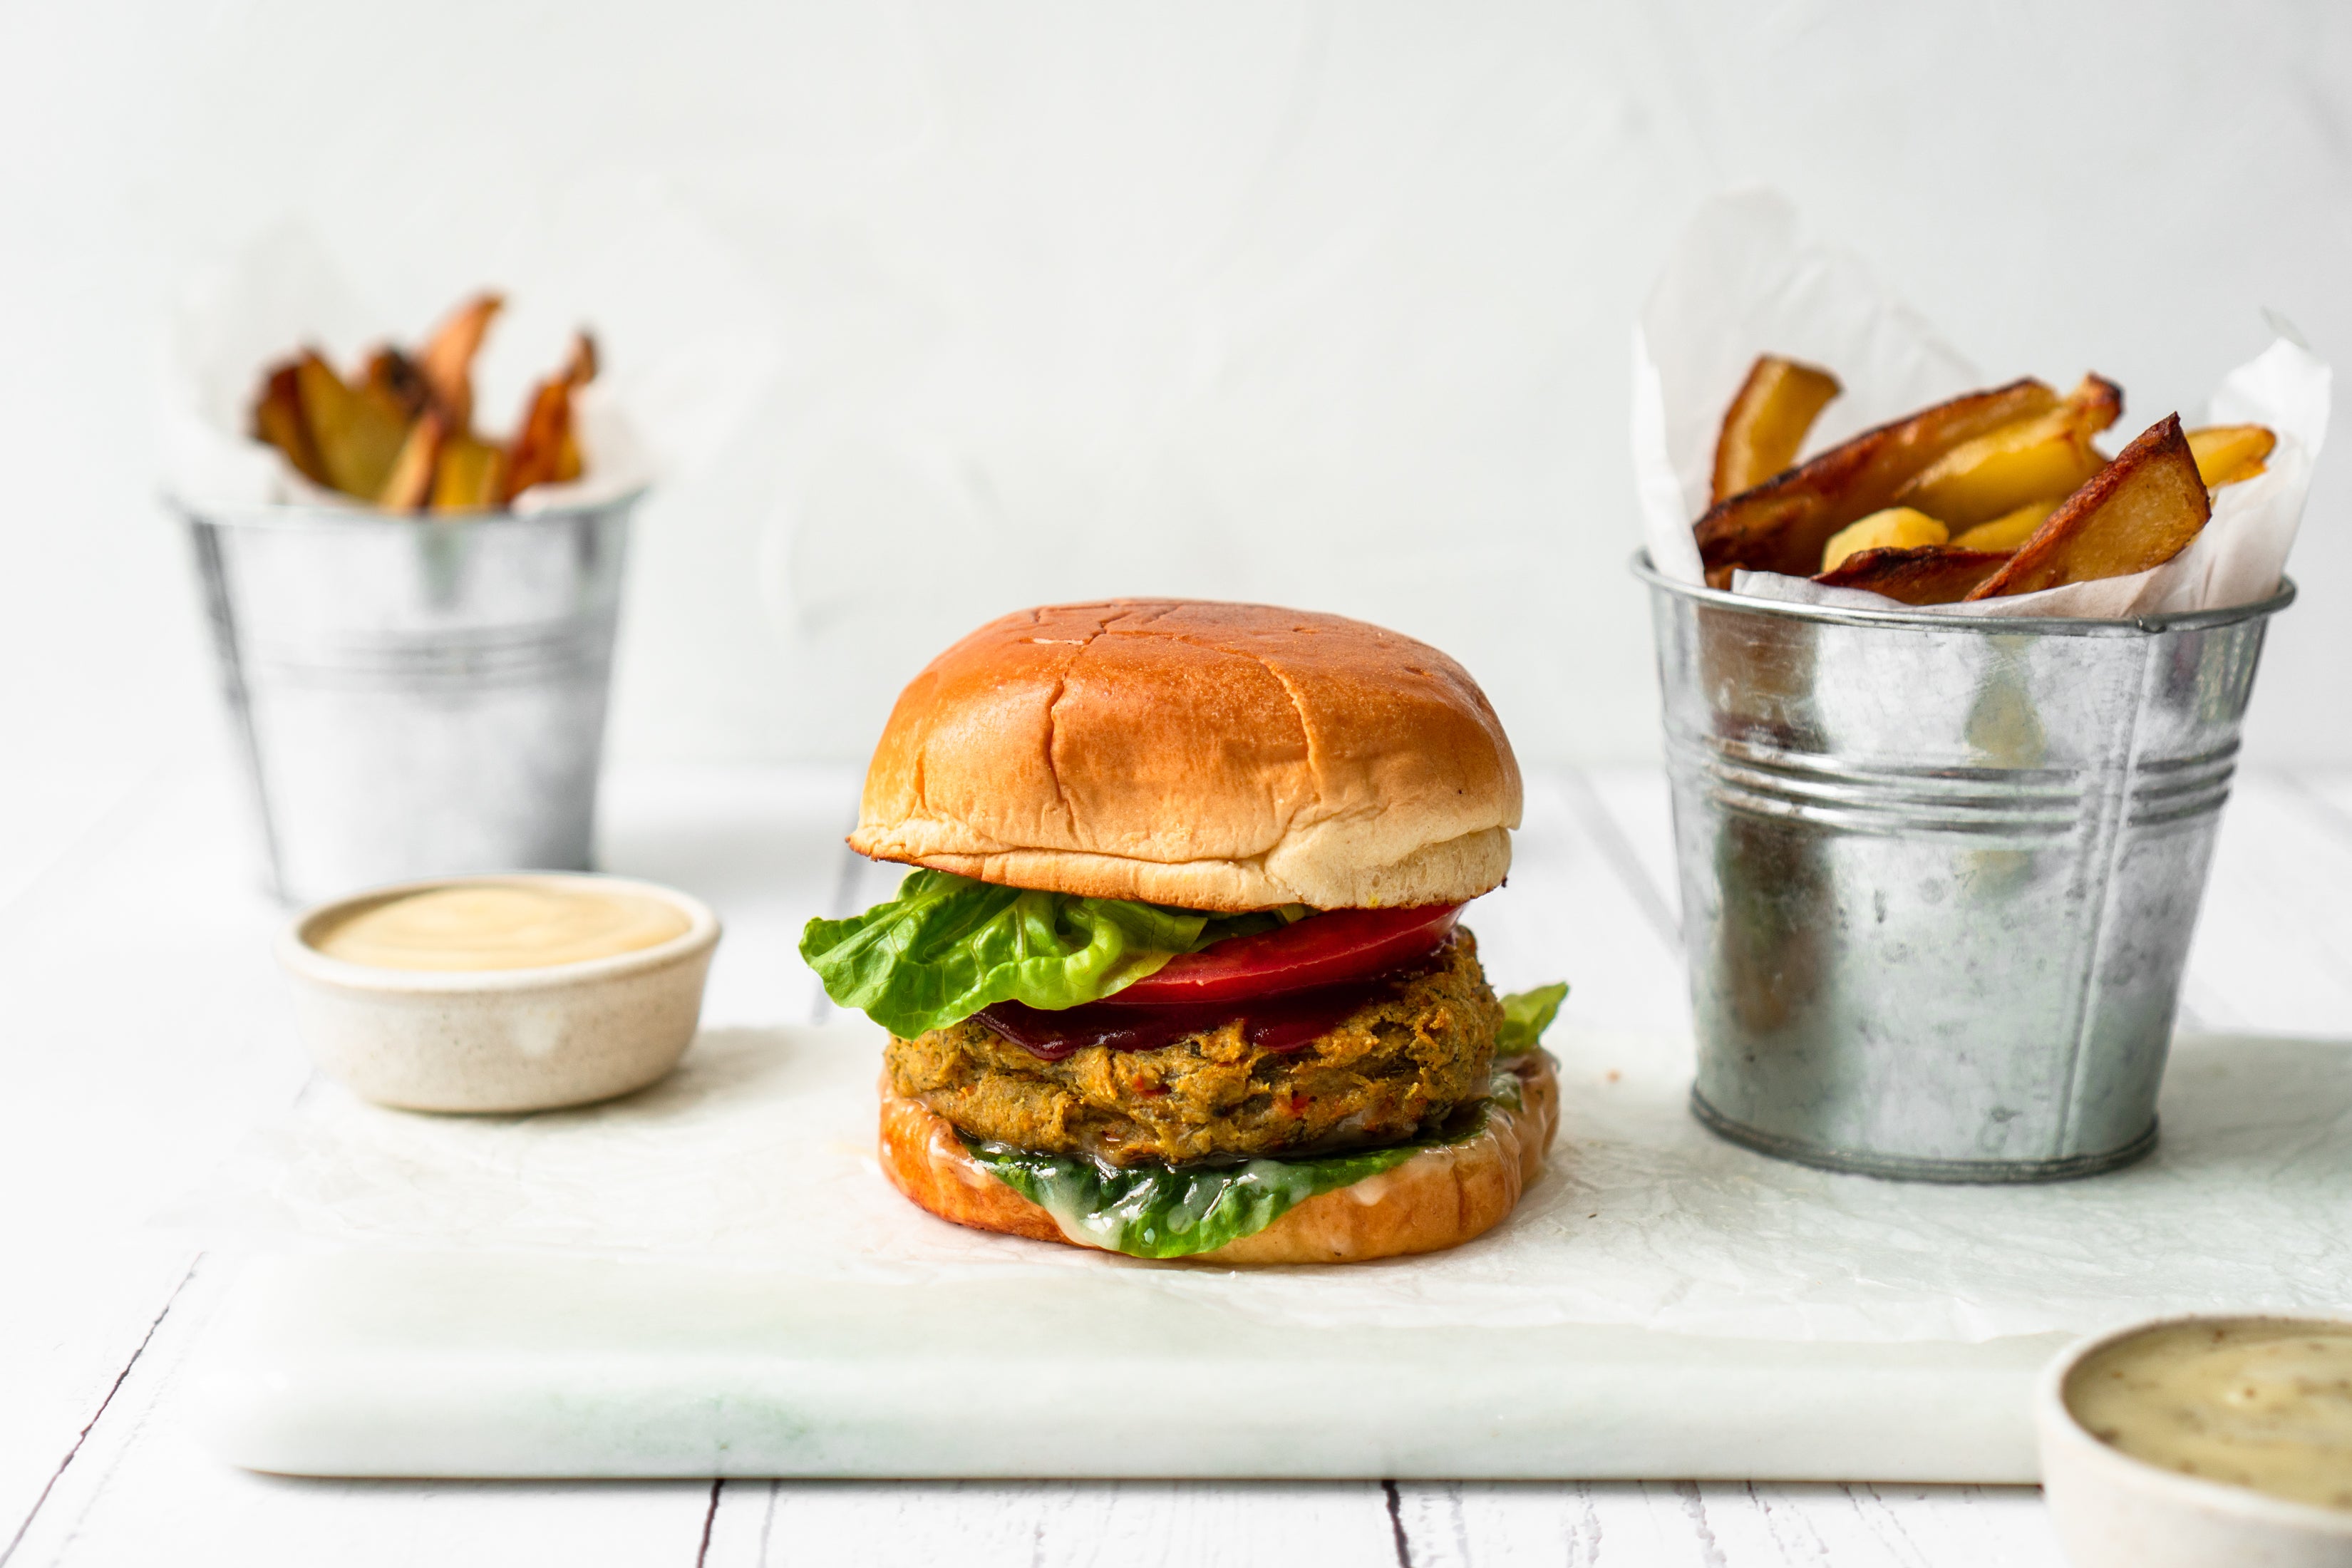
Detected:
left=2037, top=1314, right=2352, bottom=1568
left=276, top=872, right=721, bottom=1113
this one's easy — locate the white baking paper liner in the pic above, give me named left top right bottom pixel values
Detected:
left=1635, top=190, right=2330, bottom=617
left=175, top=1019, right=2352, bottom=1345
left=158, top=215, right=770, bottom=515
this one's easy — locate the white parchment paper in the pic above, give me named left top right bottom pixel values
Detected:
left=1634, top=191, right=2331, bottom=617
left=181, top=1020, right=2352, bottom=1344
left=159, top=220, right=765, bottom=514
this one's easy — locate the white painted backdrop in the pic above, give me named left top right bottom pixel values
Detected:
left=4, top=0, right=2348, bottom=894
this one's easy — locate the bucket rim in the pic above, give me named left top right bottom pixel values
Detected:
left=165, top=485, right=649, bottom=533
left=1630, top=550, right=2296, bottom=637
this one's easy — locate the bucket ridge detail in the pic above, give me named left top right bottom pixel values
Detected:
left=1670, top=733, right=2242, bottom=840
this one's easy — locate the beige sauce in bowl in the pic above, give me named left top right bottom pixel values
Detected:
left=2067, top=1319, right=2352, bottom=1512
left=309, top=883, right=691, bottom=971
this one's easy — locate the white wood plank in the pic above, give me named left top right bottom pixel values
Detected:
left=704, top=1478, right=1400, bottom=1568
left=0, top=720, right=200, bottom=933
left=1845, top=1485, right=2068, bottom=1567
left=2294, top=772, right=2352, bottom=838
left=0, top=755, right=306, bottom=1554
left=0, top=757, right=858, bottom=1561
left=1393, top=1480, right=2064, bottom=1568
left=1572, top=764, right=1683, bottom=944
left=1392, top=1480, right=1706, bottom=1567
left=0, top=749, right=239, bottom=1547
left=2178, top=770, right=2352, bottom=1033
left=10, top=1259, right=718, bottom=1568
left=1475, top=768, right=1686, bottom=1036
left=598, top=761, right=863, bottom=1028
left=1689, top=1482, right=2061, bottom=1567
left=0, top=1246, right=199, bottom=1562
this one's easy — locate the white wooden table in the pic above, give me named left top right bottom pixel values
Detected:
left=6, top=751, right=2348, bottom=1568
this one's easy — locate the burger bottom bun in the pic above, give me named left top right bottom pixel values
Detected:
left=877, top=1052, right=1559, bottom=1265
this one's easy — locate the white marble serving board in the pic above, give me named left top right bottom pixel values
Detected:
left=185, top=1019, right=2352, bottom=1482
left=196, top=1252, right=2062, bottom=1482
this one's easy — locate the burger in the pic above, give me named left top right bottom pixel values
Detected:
left=800, top=599, right=1564, bottom=1264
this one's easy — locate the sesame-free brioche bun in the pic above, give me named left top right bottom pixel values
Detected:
left=877, top=1052, right=1558, bottom=1264
left=849, top=600, right=1522, bottom=912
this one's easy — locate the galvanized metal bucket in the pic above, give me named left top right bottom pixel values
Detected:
left=180, top=493, right=640, bottom=907
left=1638, top=553, right=2296, bottom=1182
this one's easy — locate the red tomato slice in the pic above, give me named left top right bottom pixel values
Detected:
left=1098, top=904, right=1462, bottom=1007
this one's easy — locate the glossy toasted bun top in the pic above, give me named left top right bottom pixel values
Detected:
left=848, top=599, right=1521, bottom=912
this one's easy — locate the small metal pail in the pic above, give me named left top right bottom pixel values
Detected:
left=1638, top=553, right=2295, bottom=1182
left=180, top=493, right=640, bottom=906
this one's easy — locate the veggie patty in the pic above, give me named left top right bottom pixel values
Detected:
left=883, top=931, right=1504, bottom=1167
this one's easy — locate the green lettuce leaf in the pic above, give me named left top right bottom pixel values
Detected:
left=1495, top=981, right=1568, bottom=1057
left=799, top=868, right=1306, bottom=1038
left=961, top=1111, right=1486, bottom=1259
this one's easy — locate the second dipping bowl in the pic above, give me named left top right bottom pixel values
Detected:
left=276, top=872, right=721, bottom=1113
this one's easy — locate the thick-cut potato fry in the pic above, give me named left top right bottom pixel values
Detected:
left=361, top=348, right=432, bottom=422
left=1892, top=374, right=2120, bottom=526
left=295, top=351, right=412, bottom=500
left=561, top=331, right=598, bottom=388
left=1966, top=415, right=2210, bottom=600
left=1894, top=418, right=2097, bottom=525
left=552, top=333, right=596, bottom=482
left=247, top=294, right=594, bottom=512
left=500, top=379, right=572, bottom=502
left=1695, top=378, right=2060, bottom=585
left=498, top=331, right=598, bottom=503
left=377, top=408, right=445, bottom=511
left=2187, top=423, right=2276, bottom=488
left=251, top=361, right=330, bottom=486
left=431, top=435, right=507, bottom=512
left=554, top=427, right=585, bottom=484
left=1950, top=499, right=2058, bottom=553
left=1712, top=355, right=1842, bottom=504
left=1814, top=546, right=2010, bottom=606
left=2061, top=371, right=2123, bottom=433
left=1820, top=507, right=1947, bottom=572
left=418, top=293, right=503, bottom=432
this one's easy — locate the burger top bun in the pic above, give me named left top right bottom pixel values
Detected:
left=850, top=599, right=1522, bottom=912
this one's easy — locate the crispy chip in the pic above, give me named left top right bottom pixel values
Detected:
left=562, top=330, right=598, bottom=388
left=1820, top=507, right=1947, bottom=573
left=377, top=408, right=445, bottom=512
left=1712, top=355, right=1842, bottom=504
left=1892, top=374, right=2120, bottom=527
left=1813, top=546, right=2010, bottom=606
left=1949, top=499, right=2059, bottom=553
left=418, top=293, right=503, bottom=433
left=251, top=360, right=329, bottom=486
left=2186, top=423, right=2276, bottom=488
left=1694, top=378, right=2060, bottom=587
left=295, top=350, right=412, bottom=500
left=1966, top=416, right=2210, bottom=600
left=499, top=381, right=572, bottom=502
left=430, top=435, right=507, bottom=513
left=497, top=331, right=598, bottom=503
left=361, top=348, right=433, bottom=423
left=247, top=295, right=594, bottom=511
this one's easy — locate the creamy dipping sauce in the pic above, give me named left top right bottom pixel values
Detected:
left=309, top=884, right=691, bottom=971
left=2067, top=1319, right=2352, bottom=1512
